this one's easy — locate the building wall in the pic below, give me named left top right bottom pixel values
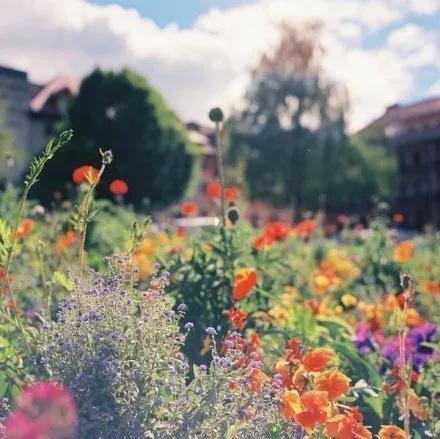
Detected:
left=0, top=67, right=30, bottom=153
left=394, top=136, right=440, bottom=228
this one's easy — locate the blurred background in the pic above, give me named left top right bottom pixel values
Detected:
left=0, top=0, right=439, bottom=229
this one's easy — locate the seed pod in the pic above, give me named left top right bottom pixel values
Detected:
left=228, top=207, right=239, bottom=225
left=209, top=107, right=224, bottom=123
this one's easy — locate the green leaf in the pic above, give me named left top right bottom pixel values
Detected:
left=333, top=341, right=382, bottom=387
left=52, top=271, right=73, bottom=291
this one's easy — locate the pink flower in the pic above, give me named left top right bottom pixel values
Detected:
left=4, top=381, right=77, bottom=439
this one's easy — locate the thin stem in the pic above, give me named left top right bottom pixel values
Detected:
left=399, top=298, right=410, bottom=437
left=215, top=122, right=226, bottom=228
left=2, top=187, right=31, bottom=353
left=79, top=164, right=106, bottom=274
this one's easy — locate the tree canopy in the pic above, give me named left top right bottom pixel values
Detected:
left=228, top=23, right=394, bottom=214
left=32, top=68, right=197, bottom=209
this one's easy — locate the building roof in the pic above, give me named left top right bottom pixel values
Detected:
left=186, top=122, right=216, bottom=155
left=359, top=95, right=440, bottom=135
left=0, top=65, right=27, bottom=80
left=30, top=75, right=79, bottom=113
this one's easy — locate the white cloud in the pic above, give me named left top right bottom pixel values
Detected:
left=0, top=0, right=438, bottom=131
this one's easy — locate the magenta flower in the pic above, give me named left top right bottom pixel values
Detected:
left=4, top=381, right=77, bottom=439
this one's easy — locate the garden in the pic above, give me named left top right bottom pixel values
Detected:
left=0, top=103, right=438, bottom=438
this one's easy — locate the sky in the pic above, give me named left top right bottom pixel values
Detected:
left=0, top=0, right=439, bottom=131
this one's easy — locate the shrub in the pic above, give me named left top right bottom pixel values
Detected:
left=31, top=68, right=198, bottom=209
left=36, top=256, right=292, bottom=438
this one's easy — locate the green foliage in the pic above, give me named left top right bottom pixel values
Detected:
left=228, top=24, right=395, bottom=213
left=30, top=68, right=197, bottom=209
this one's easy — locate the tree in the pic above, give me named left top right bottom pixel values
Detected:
left=228, top=23, right=392, bottom=214
left=32, top=68, right=197, bottom=209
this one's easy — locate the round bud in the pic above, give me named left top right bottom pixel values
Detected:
left=228, top=207, right=239, bottom=225
left=209, top=107, right=224, bottom=123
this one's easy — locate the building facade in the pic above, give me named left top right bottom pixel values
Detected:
left=0, top=64, right=78, bottom=179
left=361, top=97, right=440, bottom=228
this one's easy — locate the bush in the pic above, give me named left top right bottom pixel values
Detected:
left=31, top=68, right=198, bottom=209
left=35, top=256, right=292, bottom=438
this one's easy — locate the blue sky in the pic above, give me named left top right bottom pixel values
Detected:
left=1, top=0, right=439, bottom=130
left=90, top=0, right=251, bottom=27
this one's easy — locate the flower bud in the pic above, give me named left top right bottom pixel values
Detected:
left=209, top=107, right=224, bottom=123
left=100, top=149, right=113, bottom=165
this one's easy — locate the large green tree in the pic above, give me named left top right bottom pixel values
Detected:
left=228, top=23, right=394, bottom=214
left=33, top=68, right=197, bottom=208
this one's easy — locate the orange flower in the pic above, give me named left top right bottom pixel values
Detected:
left=393, top=213, right=404, bottom=223
left=228, top=381, right=239, bottom=391
left=378, top=425, right=407, bottom=439
left=72, top=165, right=99, bottom=184
left=285, top=338, right=302, bottom=362
left=293, top=219, right=315, bottom=237
left=225, top=186, right=239, bottom=202
left=420, top=279, right=440, bottom=296
left=109, top=179, right=128, bottom=195
left=394, top=240, right=414, bottom=263
left=253, top=233, right=274, bottom=249
left=225, top=308, right=248, bottom=330
left=407, top=388, right=429, bottom=420
left=280, top=389, right=302, bottom=419
left=232, top=267, right=257, bottom=300
left=180, top=201, right=198, bottom=216
left=16, top=218, right=33, bottom=238
left=326, top=413, right=372, bottom=439
left=302, top=347, right=335, bottom=372
left=315, top=368, right=350, bottom=400
left=264, top=221, right=290, bottom=241
left=53, top=231, right=76, bottom=254
left=249, top=369, right=270, bottom=393
left=132, top=252, right=153, bottom=279
left=295, top=390, right=331, bottom=431
left=292, top=365, right=307, bottom=392
left=246, top=331, right=261, bottom=352
left=206, top=181, right=222, bottom=198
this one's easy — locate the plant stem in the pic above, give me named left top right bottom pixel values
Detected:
left=79, top=165, right=106, bottom=274
left=399, top=298, right=410, bottom=437
left=2, top=187, right=31, bottom=353
left=215, top=121, right=226, bottom=228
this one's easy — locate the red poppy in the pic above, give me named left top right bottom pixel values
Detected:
left=253, top=233, right=274, bottom=249
left=180, top=202, right=198, bottom=216
left=264, top=221, right=290, bottom=241
left=285, top=338, right=302, bottom=362
left=72, top=165, right=99, bottom=185
left=109, top=179, right=128, bottom=195
left=232, top=267, right=257, bottom=300
left=293, top=219, right=315, bottom=237
left=393, top=213, right=404, bottom=223
left=225, top=187, right=239, bottom=202
left=206, top=182, right=222, bottom=198
left=225, top=308, right=248, bottom=330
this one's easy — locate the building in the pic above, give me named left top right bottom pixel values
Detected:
left=360, top=96, right=440, bottom=228
left=0, top=64, right=78, bottom=178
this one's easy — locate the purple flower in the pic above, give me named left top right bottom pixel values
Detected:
left=184, top=322, right=194, bottom=330
left=353, top=323, right=376, bottom=354
left=205, top=327, right=217, bottom=336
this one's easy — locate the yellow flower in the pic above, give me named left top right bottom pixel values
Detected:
left=137, top=238, right=154, bottom=256
left=341, top=293, right=357, bottom=308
